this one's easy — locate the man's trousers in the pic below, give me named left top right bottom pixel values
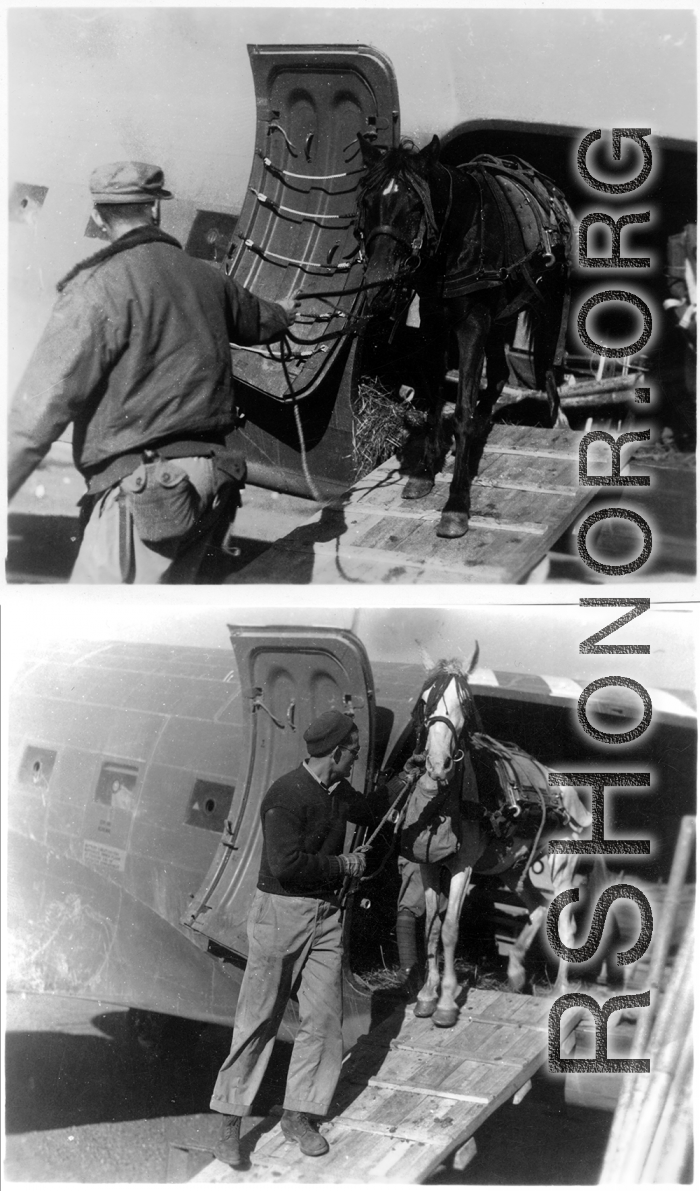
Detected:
left=70, top=457, right=238, bottom=584
left=210, top=891, right=344, bottom=1118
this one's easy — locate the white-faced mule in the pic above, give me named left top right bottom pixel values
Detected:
left=355, top=135, right=574, bottom=538
left=398, top=656, right=590, bottom=1027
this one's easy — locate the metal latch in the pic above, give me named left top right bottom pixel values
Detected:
left=246, top=686, right=286, bottom=729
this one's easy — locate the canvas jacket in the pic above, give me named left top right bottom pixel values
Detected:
left=8, top=229, right=290, bottom=497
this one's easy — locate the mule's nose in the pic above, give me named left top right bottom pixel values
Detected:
left=426, top=753, right=454, bottom=783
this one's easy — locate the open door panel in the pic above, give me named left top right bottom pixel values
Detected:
left=226, top=44, right=399, bottom=401
left=182, top=626, right=376, bottom=958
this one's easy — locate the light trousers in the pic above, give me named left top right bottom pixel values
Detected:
left=70, top=457, right=236, bottom=584
left=210, top=891, right=344, bottom=1118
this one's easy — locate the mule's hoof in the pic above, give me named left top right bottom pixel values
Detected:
left=402, top=477, right=433, bottom=500
left=432, top=1006, right=460, bottom=1028
left=413, top=997, right=438, bottom=1018
left=436, top=511, right=469, bottom=538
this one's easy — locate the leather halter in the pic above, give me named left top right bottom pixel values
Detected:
left=415, top=667, right=479, bottom=783
left=356, top=160, right=451, bottom=279
left=364, top=224, right=418, bottom=255
left=424, top=714, right=465, bottom=765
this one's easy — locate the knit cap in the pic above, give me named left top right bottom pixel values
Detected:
left=303, top=711, right=355, bottom=756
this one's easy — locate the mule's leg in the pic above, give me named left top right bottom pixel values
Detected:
left=495, top=863, right=545, bottom=992
left=478, top=328, right=509, bottom=428
left=532, top=277, right=570, bottom=429
left=545, top=370, right=570, bottom=429
left=437, top=301, right=490, bottom=538
left=548, top=854, right=583, bottom=993
left=506, top=875, right=547, bottom=993
left=432, top=866, right=473, bottom=1027
left=414, top=865, right=442, bottom=1017
left=403, top=299, right=450, bottom=501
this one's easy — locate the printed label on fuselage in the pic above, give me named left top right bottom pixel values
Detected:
left=83, top=840, right=126, bottom=871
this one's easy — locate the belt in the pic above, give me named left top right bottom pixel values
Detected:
left=83, top=437, right=245, bottom=495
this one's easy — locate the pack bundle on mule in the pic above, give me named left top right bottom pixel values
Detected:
left=399, top=669, right=573, bottom=871
left=444, top=155, right=573, bottom=303
left=356, top=135, right=574, bottom=538
left=395, top=655, right=590, bottom=1026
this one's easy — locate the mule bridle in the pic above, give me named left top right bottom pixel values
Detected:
left=269, top=162, right=450, bottom=350
left=413, top=666, right=480, bottom=786
left=360, top=220, right=425, bottom=273
left=424, top=714, right=465, bottom=767
left=422, top=714, right=466, bottom=787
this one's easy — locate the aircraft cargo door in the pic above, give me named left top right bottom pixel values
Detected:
left=181, top=626, right=376, bottom=957
left=227, top=44, right=399, bottom=402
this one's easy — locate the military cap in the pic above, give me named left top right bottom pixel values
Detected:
left=90, top=161, right=173, bottom=204
left=303, top=710, right=356, bottom=756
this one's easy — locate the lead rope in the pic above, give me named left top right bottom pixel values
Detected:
left=277, top=333, right=326, bottom=503
left=515, top=782, right=548, bottom=897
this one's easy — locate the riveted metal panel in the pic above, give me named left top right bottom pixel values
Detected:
left=182, top=625, right=376, bottom=957
left=227, top=44, right=399, bottom=401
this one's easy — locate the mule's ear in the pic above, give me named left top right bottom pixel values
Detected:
left=466, top=640, right=479, bottom=674
left=416, top=641, right=436, bottom=673
left=421, top=135, right=441, bottom=165
left=357, top=132, right=385, bottom=166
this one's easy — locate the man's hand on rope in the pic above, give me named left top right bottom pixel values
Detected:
left=278, top=291, right=301, bottom=326
left=402, top=752, right=426, bottom=782
left=338, top=849, right=367, bottom=878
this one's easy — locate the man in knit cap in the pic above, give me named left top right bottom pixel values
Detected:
left=210, top=710, right=379, bottom=1166
left=8, top=161, right=299, bottom=583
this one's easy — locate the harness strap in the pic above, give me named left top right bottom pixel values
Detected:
left=425, top=713, right=462, bottom=752
left=116, top=490, right=135, bottom=584
left=553, top=286, right=572, bottom=367
left=469, top=155, right=566, bottom=208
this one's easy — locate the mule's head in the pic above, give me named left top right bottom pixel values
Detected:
left=423, top=676, right=465, bottom=784
left=415, top=652, right=477, bottom=784
left=355, top=134, right=441, bottom=314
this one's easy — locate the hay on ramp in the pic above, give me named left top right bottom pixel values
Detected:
left=351, top=377, right=426, bottom=478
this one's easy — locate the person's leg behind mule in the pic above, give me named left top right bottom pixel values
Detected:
left=396, top=856, right=425, bottom=992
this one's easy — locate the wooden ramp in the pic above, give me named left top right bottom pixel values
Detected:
left=191, top=989, right=553, bottom=1184
left=237, top=425, right=593, bottom=584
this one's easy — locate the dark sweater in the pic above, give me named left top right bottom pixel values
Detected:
left=257, top=764, right=378, bottom=898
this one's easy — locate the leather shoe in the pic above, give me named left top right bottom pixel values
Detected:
left=280, top=1110, right=330, bottom=1156
left=214, top=1114, right=243, bottom=1166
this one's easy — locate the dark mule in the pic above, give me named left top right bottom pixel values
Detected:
left=355, top=135, right=574, bottom=537
left=399, top=658, right=592, bottom=1026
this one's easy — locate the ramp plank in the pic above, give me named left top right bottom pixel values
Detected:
left=191, top=990, right=555, bottom=1183
left=237, top=425, right=595, bottom=584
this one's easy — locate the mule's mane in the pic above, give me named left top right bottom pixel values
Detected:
left=413, top=659, right=480, bottom=735
left=358, top=140, right=428, bottom=195
left=421, top=658, right=467, bottom=692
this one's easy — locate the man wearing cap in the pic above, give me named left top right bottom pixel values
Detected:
left=210, top=710, right=379, bottom=1167
left=8, top=161, right=299, bottom=583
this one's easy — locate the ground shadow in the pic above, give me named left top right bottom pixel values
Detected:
left=5, top=1011, right=291, bottom=1135
left=225, top=501, right=352, bottom=584
left=425, top=1069, right=614, bottom=1185
left=6, top=513, right=81, bottom=582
